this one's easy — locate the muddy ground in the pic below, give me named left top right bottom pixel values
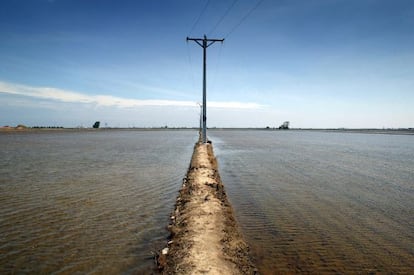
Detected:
left=158, top=142, right=257, bottom=274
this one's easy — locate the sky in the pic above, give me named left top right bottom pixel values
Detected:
left=1, top=0, right=413, bottom=128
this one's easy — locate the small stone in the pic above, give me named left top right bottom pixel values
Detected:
left=162, top=247, right=169, bottom=255
left=168, top=240, right=174, bottom=245
left=157, top=254, right=167, bottom=270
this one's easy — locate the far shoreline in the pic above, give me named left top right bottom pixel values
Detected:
left=1, top=127, right=413, bottom=135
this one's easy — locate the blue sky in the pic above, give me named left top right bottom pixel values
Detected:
left=1, top=0, right=413, bottom=128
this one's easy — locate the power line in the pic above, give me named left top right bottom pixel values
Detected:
left=225, top=0, right=264, bottom=38
left=208, top=0, right=239, bottom=36
left=188, top=0, right=211, bottom=36
left=210, top=42, right=224, bottom=94
left=186, top=42, right=196, bottom=93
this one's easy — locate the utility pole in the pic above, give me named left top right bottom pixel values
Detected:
left=187, top=35, right=224, bottom=143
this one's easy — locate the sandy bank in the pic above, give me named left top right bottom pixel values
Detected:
left=158, top=142, right=257, bottom=274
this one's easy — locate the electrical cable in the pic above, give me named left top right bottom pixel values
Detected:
left=188, top=0, right=211, bottom=36
left=224, top=0, right=264, bottom=38
left=208, top=0, right=239, bottom=36
left=210, top=42, right=224, bottom=94
left=186, top=42, right=196, bottom=94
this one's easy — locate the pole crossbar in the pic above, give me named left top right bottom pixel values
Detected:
left=187, top=35, right=224, bottom=143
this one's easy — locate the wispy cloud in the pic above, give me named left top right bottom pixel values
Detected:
left=0, top=81, right=263, bottom=109
left=209, top=101, right=262, bottom=109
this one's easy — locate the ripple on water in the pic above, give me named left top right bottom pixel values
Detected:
left=0, top=130, right=196, bottom=273
left=211, top=130, right=414, bottom=274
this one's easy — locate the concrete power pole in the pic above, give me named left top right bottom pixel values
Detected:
left=187, top=35, right=224, bottom=143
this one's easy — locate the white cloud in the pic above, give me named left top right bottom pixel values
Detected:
left=209, top=101, right=262, bottom=109
left=0, top=81, right=263, bottom=109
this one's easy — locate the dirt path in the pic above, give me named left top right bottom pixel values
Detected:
left=158, top=142, right=257, bottom=274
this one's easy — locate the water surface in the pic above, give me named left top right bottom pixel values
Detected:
left=0, top=130, right=196, bottom=273
left=211, top=130, right=414, bottom=273
left=2, top=129, right=413, bottom=273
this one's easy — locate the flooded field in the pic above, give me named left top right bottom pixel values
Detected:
left=1, top=129, right=413, bottom=274
left=0, top=130, right=196, bottom=273
left=211, top=130, right=414, bottom=273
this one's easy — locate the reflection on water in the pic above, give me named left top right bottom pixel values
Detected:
left=211, top=130, right=414, bottom=274
left=0, top=130, right=196, bottom=273
left=2, top=129, right=413, bottom=273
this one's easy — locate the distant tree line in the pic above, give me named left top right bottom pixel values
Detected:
left=32, top=126, right=64, bottom=129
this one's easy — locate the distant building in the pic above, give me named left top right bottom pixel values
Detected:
left=279, top=121, right=289, bottom=129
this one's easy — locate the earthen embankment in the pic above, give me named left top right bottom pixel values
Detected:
left=158, top=141, right=256, bottom=274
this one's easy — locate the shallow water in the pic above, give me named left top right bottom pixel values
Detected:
left=0, top=130, right=196, bottom=274
left=2, top=129, right=413, bottom=273
left=211, top=130, right=414, bottom=273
